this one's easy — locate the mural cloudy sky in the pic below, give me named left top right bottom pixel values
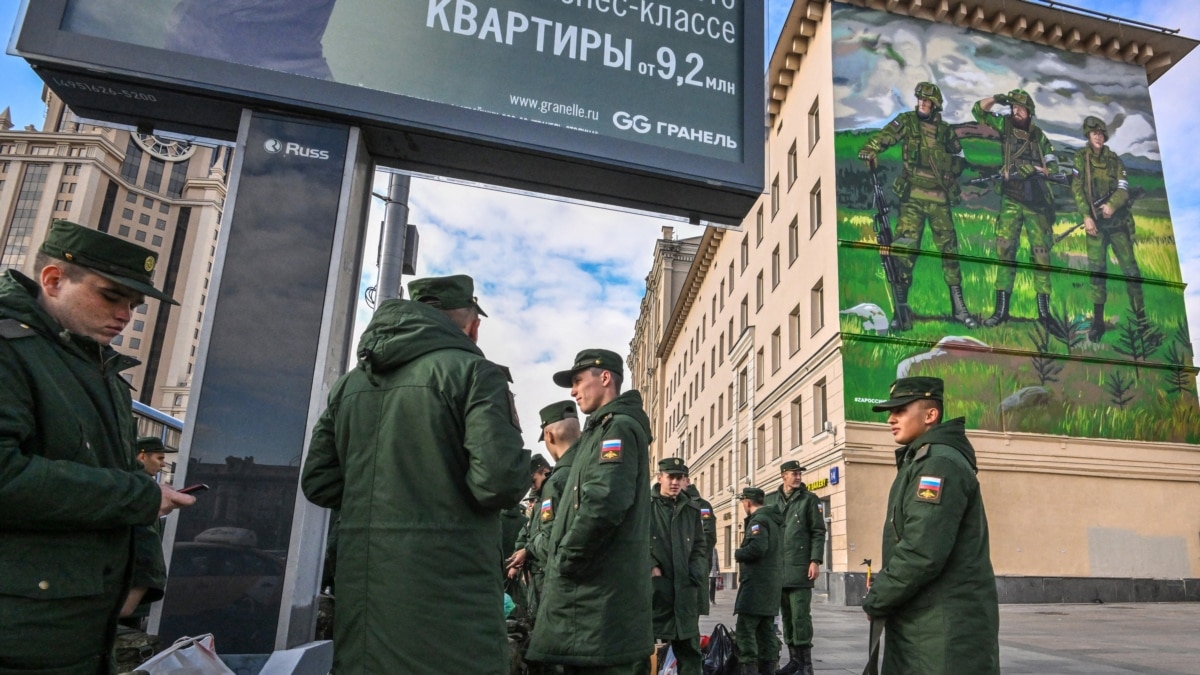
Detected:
left=1, top=0, right=1197, bottom=451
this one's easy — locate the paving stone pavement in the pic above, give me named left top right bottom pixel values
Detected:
left=696, top=588, right=1200, bottom=674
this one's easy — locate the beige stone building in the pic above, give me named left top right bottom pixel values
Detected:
left=629, top=0, right=1200, bottom=603
left=0, top=89, right=228, bottom=419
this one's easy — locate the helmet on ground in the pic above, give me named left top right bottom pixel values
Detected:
left=914, top=82, right=943, bottom=111
left=1007, top=89, right=1035, bottom=115
left=1082, top=116, right=1108, bottom=140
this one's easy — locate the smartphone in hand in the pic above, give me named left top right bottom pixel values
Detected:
left=178, top=483, right=210, bottom=495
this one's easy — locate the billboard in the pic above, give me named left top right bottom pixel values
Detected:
left=10, top=0, right=764, bottom=223
left=831, top=4, right=1198, bottom=442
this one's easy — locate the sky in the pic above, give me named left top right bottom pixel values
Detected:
left=2, top=1, right=1197, bottom=454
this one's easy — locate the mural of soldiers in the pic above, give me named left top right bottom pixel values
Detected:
left=972, top=89, right=1060, bottom=332
left=859, top=82, right=976, bottom=331
left=1071, top=116, right=1144, bottom=342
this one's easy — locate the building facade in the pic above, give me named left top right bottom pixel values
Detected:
left=0, top=89, right=229, bottom=419
left=630, top=0, right=1199, bottom=603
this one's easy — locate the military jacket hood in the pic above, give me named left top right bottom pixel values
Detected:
left=896, top=417, right=976, bottom=471
left=584, top=389, right=652, bottom=438
left=0, top=270, right=140, bottom=375
left=356, top=298, right=481, bottom=376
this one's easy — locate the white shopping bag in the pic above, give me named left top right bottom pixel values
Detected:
left=658, top=645, right=679, bottom=675
left=135, top=634, right=236, bottom=675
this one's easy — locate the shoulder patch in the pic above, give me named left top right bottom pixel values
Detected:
left=700, top=508, right=713, bottom=519
left=888, top=118, right=902, bottom=129
left=539, top=498, right=554, bottom=522
left=750, top=522, right=761, bottom=536
left=0, top=319, right=36, bottom=340
left=916, top=475, right=943, bottom=504
left=599, top=438, right=623, bottom=463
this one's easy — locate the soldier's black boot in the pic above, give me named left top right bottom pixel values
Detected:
left=948, top=285, right=978, bottom=328
left=890, top=286, right=913, bottom=332
left=759, top=660, right=778, bottom=675
left=799, top=647, right=814, bottom=675
left=775, top=646, right=800, bottom=675
left=1088, top=303, right=1106, bottom=342
left=1037, top=293, right=1064, bottom=338
left=982, top=290, right=1010, bottom=327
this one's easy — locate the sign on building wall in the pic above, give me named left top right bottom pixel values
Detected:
left=831, top=4, right=1197, bottom=442
left=13, top=0, right=764, bottom=223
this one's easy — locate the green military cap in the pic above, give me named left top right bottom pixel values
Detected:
left=136, top=436, right=177, bottom=454
left=914, top=82, right=943, bottom=111
left=40, top=220, right=177, bottom=305
left=552, top=348, right=624, bottom=387
left=872, top=376, right=944, bottom=412
left=530, top=454, right=552, bottom=473
left=1082, top=116, right=1108, bottom=140
left=780, top=460, right=806, bottom=473
left=658, top=457, right=689, bottom=476
left=736, top=486, right=765, bottom=503
left=539, top=400, right=578, bottom=428
left=407, top=274, right=488, bottom=316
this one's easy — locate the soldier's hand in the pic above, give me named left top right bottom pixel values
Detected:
left=858, top=149, right=876, bottom=166
left=120, top=587, right=148, bottom=617
left=159, top=483, right=196, bottom=516
left=1100, top=203, right=1115, bottom=219
left=994, top=93, right=1011, bottom=106
left=1084, top=217, right=1098, bottom=236
left=807, top=562, right=821, bottom=581
left=651, top=566, right=664, bottom=578
left=506, top=548, right=527, bottom=571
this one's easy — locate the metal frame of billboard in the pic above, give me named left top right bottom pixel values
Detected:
left=10, top=0, right=765, bottom=224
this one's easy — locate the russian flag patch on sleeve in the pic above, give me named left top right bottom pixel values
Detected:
left=600, top=438, right=623, bottom=463
left=916, top=475, right=943, bottom=503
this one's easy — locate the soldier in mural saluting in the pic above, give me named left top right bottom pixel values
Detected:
left=858, top=82, right=976, bottom=332
left=971, top=89, right=1061, bottom=334
left=1071, top=116, right=1145, bottom=342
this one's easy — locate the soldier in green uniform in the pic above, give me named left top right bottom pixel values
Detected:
left=1071, top=116, right=1145, bottom=341
left=681, top=475, right=717, bottom=615
left=506, top=454, right=552, bottom=617
left=0, top=220, right=194, bottom=674
left=301, top=274, right=529, bottom=675
left=766, top=461, right=826, bottom=675
left=733, top=487, right=784, bottom=675
left=972, top=89, right=1061, bottom=331
left=650, top=458, right=708, bottom=675
left=862, top=377, right=999, bottom=675
left=858, top=82, right=976, bottom=331
left=527, top=349, right=654, bottom=674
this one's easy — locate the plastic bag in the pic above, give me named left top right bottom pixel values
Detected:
left=658, top=645, right=678, bottom=675
left=134, top=634, right=235, bottom=675
left=703, top=624, right=738, bottom=675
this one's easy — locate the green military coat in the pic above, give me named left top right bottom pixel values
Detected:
left=733, top=504, right=784, bottom=617
left=501, top=505, right=527, bottom=559
left=522, top=445, right=578, bottom=610
left=649, top=484, right=707, bottom=640
left=862, top=110, right=965, bottom=204
left=1072, top=145, right=1132, bottom=228
left=767, top=485, right=826, bottom=589
left=861, top=418, right=999, bottom=675
left=302, top=299, right=529, bottom=675
left=684, top=484, right=717, bottom=615
left=526, top=391, right=654, bottom=666
left=971, top=102, right=1058, bottom=208
left=0, top=271, right=162, bottom=675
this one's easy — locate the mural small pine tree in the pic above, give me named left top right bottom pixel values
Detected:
left=1114, top=314, right=1166, bottom=379
left=1103, top=371, right=1136, bottom=409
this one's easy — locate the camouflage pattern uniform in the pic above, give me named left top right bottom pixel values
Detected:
left=971, top=89, right=1059, bottom=329
left=859, top=83, right=976, bottom=330
left=1071, top=116, right=1144, bottom=342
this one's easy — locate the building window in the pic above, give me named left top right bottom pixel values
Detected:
left=770, top=175, right=780, bottom=218
left=728, top=318, right=734, bottom=346
left=709, top=406, right=715, bottom=436
left=129, top=337, right=141, bottom=350
left=119, top=137, right=143, bottom=183
left=791, top=396, right=803, bottom=448
left=711, top=348, right=716, bottom=376
left=728, top=384, right=735, bottom=417
left=1, top=164, right=51, bottom=268
left=719, top=334, right=724, bottom=364
left=755, top=272, right=764, bottom=311
left=728, top=262, right=735, bottom=292
left=719, top=280, right=726, bottom=308
left=771, top=246, right=780, bottom=289
left=789, top=305, right=802, bottom=354
left=122, top=208, right=134, bottom=220
left=808, top=97, right=821, bottom=152
left=138, top=213, right=150, bottom=226
left=755, top=348, right=764, bottom=388
left=787, top=141, right=798, bottom=188
left=111, top=335, right=123, bottom=346
left=809, top=180, right=823, bottom=235
left=773, top=412, right=783, bottom=459
left=125, top=191, right=137, bottom=204
left=738, top=368, right=748, bottom=407
left=771, top=328, right=781, bottom=373
left=137, top=305, right=147, bottom=315
left=740, top=295, right=748, bottom=333
left=166, top=158, right=190, bottom=198
left=133, top=320, right=145, bottom=332
left=741, top=237, right=749, bottom=272
left=159, top=202, right=170, bottom=214
left=152, top=235, right=162, bottom=247
left=788, top=217, right=798, bottom=265
left=757, top=205, right=765, bottom=243
left=718, top=394, right=724, bottom=427
left=118, top=225, right=130, bottom=236
left=739, top=438, right=749, bottom=480
left=756, top=425, right=767, bottom=468
left=144, top=158, right=166, bottom=193
left=811, top=279, right=824, bottom=335
left=155, top=218, right=167, bottom=230
left=134, top=230, right=146, bottom=242
left=813, top=379, right=828, bottom=436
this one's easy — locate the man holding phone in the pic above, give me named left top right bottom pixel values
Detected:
left=0, top=220, right=195, bottom=673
